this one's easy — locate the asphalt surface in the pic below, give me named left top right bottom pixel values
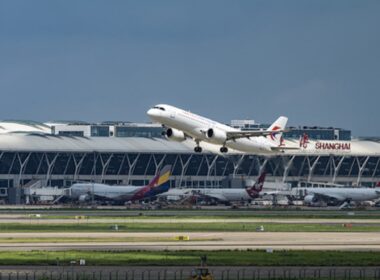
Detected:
left=0, top=208, right=379, bottom=217
left=0, top=215, right=380, bottom=224
left=1, top=232, right=380, bottom=251
left=0, top=210, right=379, bottom=252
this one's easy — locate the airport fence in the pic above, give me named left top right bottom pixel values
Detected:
left=1, top=267, right=380, bottom=280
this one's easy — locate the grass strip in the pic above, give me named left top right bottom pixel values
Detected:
left=1, top=250, right=380, bottom=266
left=5, top=209, right=380, bottom=219
left=0, top=222, right=378, bottom=232
left=37, top=214, right=380, bottom=220
left=0, top=237, right=220, bottom=243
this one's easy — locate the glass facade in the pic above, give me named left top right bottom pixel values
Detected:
left=115, top=126, right=164, bottom=138
left=53, top=121, right=351, bottom=140
left=231, top=120, right=351, bottom=141
left=58, top=131, right=84, bottom=137
left=90, top=126, right=110, bottom=137
left=283, top=128, right=351, bottom=141
left=0, top=151, right=378, bottom=189
left=284, top=128, right=335, bottom=140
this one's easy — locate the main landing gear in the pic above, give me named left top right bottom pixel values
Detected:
left=194, top=146, right=203, bottom=153
left=220, top=146, right=228, bottom=153
left=194, top=140, right=203, bottom=153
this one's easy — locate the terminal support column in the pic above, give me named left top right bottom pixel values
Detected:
left=307, top=156, right=320, bottom=182
left=151, top=154, right=167, bottom=177
left=100, top=154, right=113, bottom=183
left=232, top=155, right=245, bottom=177
left=282, top=155, right=295, bottom=183
left=356, top=156, right=370, bottom=186
left=126, top=154, right=140, bottom=185
left=46, top=153, right=59, bottom=187
left=178, top=154, right=193, bottom=187
left=332, top=156, right=345, bottom=184
left=16, top=153, right=31, bottom=187
left=73, top=154, right=86, bottom=181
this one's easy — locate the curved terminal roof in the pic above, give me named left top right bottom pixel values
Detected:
left=0, top=121, right=51, bottom=134
left=0, top=134, right=194, bottom=153
left=0, top=133, right=378, bottom=156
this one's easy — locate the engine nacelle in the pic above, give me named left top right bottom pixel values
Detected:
left=165, top=128, right=186, bottom=142
left=206, top=128, right=227, bottom=144
left=78, top=194, right=90, bottom=202
left=304, top=194, right=316, bottom=204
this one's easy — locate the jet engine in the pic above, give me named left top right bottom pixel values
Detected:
left=165, top=128, right=186, bottom=142
left=304, top=194, right=316, bottom=204
left=78, top=194, right=90, bottom=202
left=206, top=128, right=227, bottom=144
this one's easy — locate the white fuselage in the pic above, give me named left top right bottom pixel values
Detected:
left=161, top=188, right=255, bottom=202
left=70, top=183, right=141, bottom=201
left=197, top=188, right=253, bottom=202
left=147, top=104, right=275, bottom=153
left=306, top=187, right=380, bottom=202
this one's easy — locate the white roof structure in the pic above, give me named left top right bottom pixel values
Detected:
left=0, top=121, right=51, bottom=134
left=0, top=119, right=378, bottom=156
left=0, top=133, right=378, bottom=156
left=0, top=134, right=194, bottom=153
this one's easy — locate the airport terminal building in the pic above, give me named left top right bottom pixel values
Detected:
left=0, top=120, right=379, bottom=203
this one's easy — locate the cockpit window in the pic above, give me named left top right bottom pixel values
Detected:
left=153, top=106, right=166, bottom=111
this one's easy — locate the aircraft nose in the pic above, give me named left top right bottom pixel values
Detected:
left=147, top=108, right=155, bottom=117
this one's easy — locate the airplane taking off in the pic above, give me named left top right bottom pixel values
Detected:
left=303, top=183, right=380, bottom=208
left=67, top=165, right=172, bottom=203
left=147, top=104, right=291, bottom=154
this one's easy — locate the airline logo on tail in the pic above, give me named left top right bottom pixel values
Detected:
left=132, top=165, right=172, bottom=201
left=266, top=116, right=288, bottom=146
left=246, top=172, right=266, bottom=198
left=155, top=167, right=171, bottom=187
left=269, top=126, right=281, bottom=141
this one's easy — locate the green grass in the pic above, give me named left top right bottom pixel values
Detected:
left=0, top=222, right=378, bottom=232
left=1, top=250, right=380, bottom=266
left=37, top=214, right=380, bottom=220
left=0, top=237, right=219, bottom=243
left=6, top=209, right=380, bottom=220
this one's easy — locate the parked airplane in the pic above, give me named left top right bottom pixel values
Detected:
left=147, top=104, right=292, bottom=154
left=67, top=165, right=172, bottom=203
left=303, top=183, right=380, bottom=208
left=161, top=171, right=267, bottom=204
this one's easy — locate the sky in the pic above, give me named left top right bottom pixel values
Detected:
left=0, top=1, right=379, bottom=136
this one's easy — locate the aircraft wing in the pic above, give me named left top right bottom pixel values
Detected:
left=260, top=190, right=281, bottom=196
left=201, top=193, right=228, bottom=202
left=226, top=130, right=286, bottom=140
left=311, top=191, right=345, bottom=202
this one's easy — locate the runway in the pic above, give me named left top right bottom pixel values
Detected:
left=1, top=216, right=380, bottom=224
left=1, top=232, right=380, bottom=251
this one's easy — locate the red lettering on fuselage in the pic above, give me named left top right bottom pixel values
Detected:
left=315, top=142, right=351, bottom=150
